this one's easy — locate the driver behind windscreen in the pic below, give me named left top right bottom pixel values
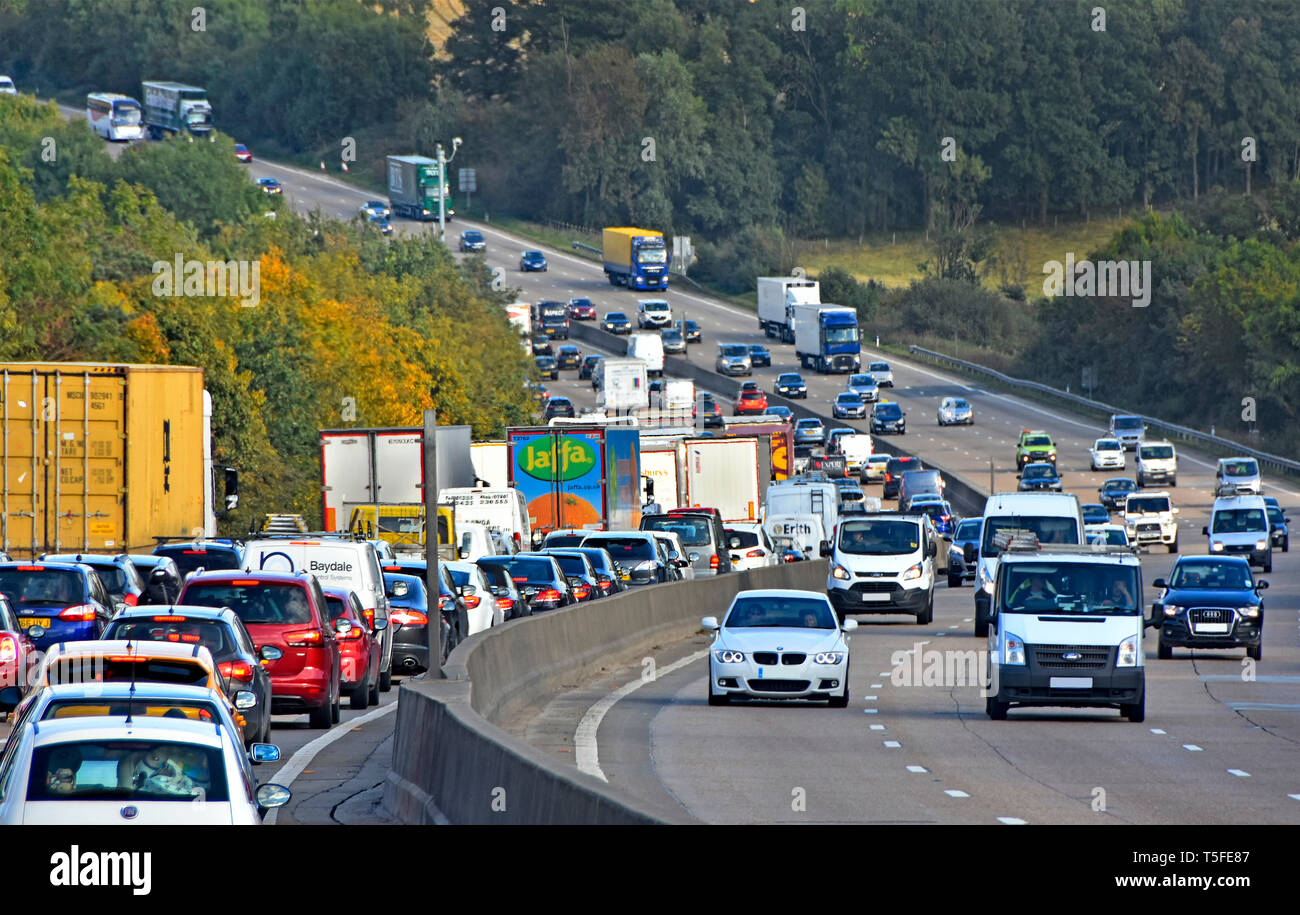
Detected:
left=1009, top=572, right=1057, bottom=607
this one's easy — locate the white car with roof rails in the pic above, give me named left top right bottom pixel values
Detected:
left=1121, top=491, right=1179, bottom=554
left=1089, top=437, right=1125, bottom=471
left=966, top=492, right=1085, bottom=637
left=1214, top=457, right=1262, bottom=496
left=1135, top=440, right=1177, bottom=487
left=823, top=511, right=938, bottom=624
left=984, top=543, right=1146, bottom=722
left=0, top=715, right=290, bottom=824
left=703, top=589, right=856, bottom=707
left=1204, top=495, right=1272, bottom=572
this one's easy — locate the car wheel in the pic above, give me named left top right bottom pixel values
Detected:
left=1247, top=641, right=1262, bottom=661
left=915, top=590, right=934, bottom=624
left=1263, top=554, right=1272, bottom=573
left=1157, top=635, right=1172, bottom=660
left=1170, top=476, right=1177, bottom=487
left=986, top=695, right=1009, bottom=720
left=1283, top=536, right=1289, bottom=553
left=1168, top=536, right=1178, bottom=554
left=330, top=690, right=341, bottom=724
left=948, top=571, right=962, bottom=588
left=309, top=700, right=331, bottom=729
left=350, top=680, right=369, bottom=709
left=1122, top=693, right=1145, bottom=723
left=974, top=617, right=989, bottom=638
left=829, top=661, right=850, bottom=708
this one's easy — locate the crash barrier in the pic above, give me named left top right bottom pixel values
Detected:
left=567, top=322, right=990, bottom=518
left=384, top=560, right=829, bottom=825
left=909, top=345, right=1300, bottom=477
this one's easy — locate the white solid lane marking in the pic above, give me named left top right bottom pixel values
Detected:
left=863, top=695, right=878, bottom=700
left=575, top=649, right=708, bottom=782
left=998, top=817, right=1028, bottom=825
left=906, top=765, right=928, bottom=773
left=945, top=790, right=970, bottom=798
left=870, top=683, right=883, bottom=688
left=1150, top=728, right=1166, bottom=735
left=264, top=700, right=399, bottom=825
left=878, top=671, right=893, bottom=677
left=883, top=740, right=901, bottom=748
left=1289, top=794, right=1300, bottom=802
left=869, top=724, right=886, bottom=730
left=1183, top=744, right=1203, bottom=752
left=1228, top=769, right=1251, bottom=777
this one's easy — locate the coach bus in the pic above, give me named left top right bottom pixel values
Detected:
left=87, top=92, right=144, bottom=141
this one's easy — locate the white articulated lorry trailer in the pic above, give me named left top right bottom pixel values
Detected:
left=683, top=437, right=766, bottom=522
left=757, top=276, right=821, bottom=343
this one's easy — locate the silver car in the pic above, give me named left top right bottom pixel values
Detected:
left=846, top=373, right=880, bottom=403
left=868, top=361, right=894, bottom=387
left=715, top=342, right=752, bottom=376
left=937, top=396, right=973, bottom=425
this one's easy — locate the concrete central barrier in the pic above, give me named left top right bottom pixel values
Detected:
left=384, top=560, right=828, bottom=824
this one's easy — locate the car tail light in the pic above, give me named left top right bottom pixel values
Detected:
left=153, top=615, right=186, bottom=622
left=464, top=595, right=481, bottom=609
left=336, top=623, right=364, bottom=640
left=285, top=629, right=323, bottom=646
left=16, top=565, right=42, bottom=571
left=746, top=549, right=766, bottom=558
left=124, top=593, right=138, bottom=607
left=538, top=588, right=561, bottom=602
left=573, top=586, right=590, bottom=600
left=59, top=605, right=97, bottom=622
left=0, top=635, right=16, bottom=663
left=710, top=555, right=719, bottom=570
left=391, top=609, right=428, bottom=626
left=219, top=660, right=254, bottom=681
left=598, top=579, right=612, bottom=592
left=363, top=608, right=374, bottom=628
left=495, top=597, right=513, bottom=612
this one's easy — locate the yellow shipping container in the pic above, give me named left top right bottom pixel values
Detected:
left=0, top=363, right=209, bottom=558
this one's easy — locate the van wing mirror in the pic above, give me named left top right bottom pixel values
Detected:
left=819, top=541, right=832, bottom=558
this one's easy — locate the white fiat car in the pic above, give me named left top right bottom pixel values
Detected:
left=703, top=590, right=856, bottom=707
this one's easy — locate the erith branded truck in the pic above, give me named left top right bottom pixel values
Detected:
left=0, top=362, right=237, bottom=556
left=602, top=227, right=670, bottom=291
left=791, top=304, right=862, bottom=374
left=507, top=426, right=641, bottom=535
left=141, top=81, right=213, bottom=139
left=757, top=277, right=821, bottom=343
left=386, top=155, right=451, bottom=221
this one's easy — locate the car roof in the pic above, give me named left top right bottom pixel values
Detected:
left=110, top=605, right=237, bottom=623
left=729, top=588, right=831, bottom=601
left=30, top=715, right=226, bottom=748
left=1212, top=495, right=1266, bottom=508
left=187, top=569, right=307, bottom=586
left=33, top=681, right=226, bottom=702
left=44, top=639, right=216, bottom=665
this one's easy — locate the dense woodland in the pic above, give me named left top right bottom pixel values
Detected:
left=1, top=0, right=1298, bottom=452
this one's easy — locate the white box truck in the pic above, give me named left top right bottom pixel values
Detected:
left=438, top=487, right=531, bottom=552
left=837, top=433, right=874, bottom=476
left=470, top=441, right=508, bottom=489
left=757, top=276, right=821, bottom=343
left=684, top=437, right=764, bottom=522
left=598, top=357, right=649, bottom=411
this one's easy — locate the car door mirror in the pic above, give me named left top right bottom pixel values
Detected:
left=260, top=644, right=283, bottom=662
left=1202, top=526, right=1209, bottom=536
left=250, top=743, right=280, bottom=764
left=372, top=616, right=389, bottom=631
left=113, top=601, right=127, bottom=616
left=335, top=619, right=353, bottom=635
left=1255, top=580, right=1268, bottom=590
left=1151, top=578, right=1167, bottom=590
left=256, top=783, right=292, bottom=811
left=701, top=616, right=719, bottom=630
left=927, top=541, right=937, bottom=558
left=462, top=585, right=476, bottom=597
left=0, top=685, right=22, bottom=712
left=962, top=544, right=977, bottom=564
left=234, top=690, right=257, bottom=710
left=842, top=619, right=858, bottom=632
left=668, top=550, right=680, bottom=560
left=819, top=540, right=832, bottom=557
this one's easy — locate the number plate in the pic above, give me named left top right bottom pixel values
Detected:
left=1050, top=677, right=1093, bottom=689
left=1194, top=622, right=1230, bottom=634
left=858, top=592, right=891, bottom=602
left=19, top=617, right=44, bottom=630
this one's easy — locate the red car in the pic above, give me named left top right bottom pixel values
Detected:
left=0, top=595, right=38, bottom=692
left=180, top=571, right=341, bottom=729
left=567, top=297, right=597, bottom=320
left=322, top=588, right=382, bottom=709
left=734, top=389, right=769, bottom=415
left=234, top=143, right=252, bottom=163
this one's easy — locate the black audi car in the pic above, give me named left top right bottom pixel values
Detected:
left=1150, top=556, right=1265, bottom=660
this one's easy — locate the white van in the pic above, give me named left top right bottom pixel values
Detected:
left=823, top=513, right=938, bottom=623
left=636, top=298, right=673, bottom=329
left=243, top=536, right=393, bottom=687
left=1135, top=440, right=1177, bottom=487
left=439, top=487, right=531, bottom=552
left=627, top=332, right=665, bottom=376
left=985, top=545, right=1146, bottom=722
left=1205, top=495, right=1272, bottom=572
left=966, top=492, right=1084, bottom=636
left=764, top=512, right=826, bottom=559
left=765, top=479, right=839, bottom=547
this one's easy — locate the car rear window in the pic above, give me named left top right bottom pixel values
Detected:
left=155, top=546, right=242, bottom=578
left=876, top=404, right=902, bottom=417
left=42, top=699, right=219, bottom=723
left=585, top=538, right=655, bottom=561
left=506, top=559, right=557, bottom=582
left=0, top=568, right=85, bottom=606
left=643, top=517, right=711, bottom=546
left=29, top=739, right=226, bottom=802
left=182, top=581, right=315, bottom=625
left=726, top=529, right=760, bottom=549
left=104, top=618, right=236, bottom=661
left=45, top=657, right=211, bottom=687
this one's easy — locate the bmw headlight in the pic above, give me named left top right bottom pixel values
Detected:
left=1004, top=632, right=1026, bottom=666
left=831, top=562, right=851, bottom=581
left=714, top=649, right=745, bottom=664
left=1236, top=606, right=1260, bottom=618
left=813, top=651, right=845, bottom=665
left=900, top=562, right=923, bottom=582
left=1117, top=635, right=1139, bottom=667
left=1211, top=542, right=1224, bottom=552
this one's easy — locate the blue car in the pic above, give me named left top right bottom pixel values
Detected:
left=1018, top=461, right=1062, bottom=491
left=947, top=517, right=982, bottom=587
left=257, top=177, right=282, bottom=195
left=1081, top=503, right=1110, bottom=526
left=602, top=312, right=631, bottom=334
left=870, top=401, right=906, bottom=434
left=1264, top=497, right=1289, bottom=552
left=366, top=211, right=393, bottom=235
left=776, top=372, right=807, bottom=399
left=520, top=250, right=548, bottom=272
left=459, top=230, right=486, bottom=252
left=747, top=344, right=772, bottom=367
left=832, top=391, right=867, bottom=419
left=1151, top=556, right=1265, bottom=660
left=0, top=561, right=114, bottom=651
left=912, top=499, right=956, bottom=537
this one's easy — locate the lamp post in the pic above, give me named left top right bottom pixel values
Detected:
left=436, top=136, right=462, bottom=242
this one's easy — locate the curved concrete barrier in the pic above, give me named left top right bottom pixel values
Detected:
left=384, top=561, right=828, bottom=824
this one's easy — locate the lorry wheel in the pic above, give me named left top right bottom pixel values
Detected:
left=1247, top=642, right=1262, bottom=661
left=1122, top=694, right=1145, bottom=723
left=985, top=696, right=1009, bottom=720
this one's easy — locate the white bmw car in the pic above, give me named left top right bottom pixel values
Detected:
left=703, top=589, right=856, bottom=707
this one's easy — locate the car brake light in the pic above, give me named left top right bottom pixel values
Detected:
left=598, top=580, right=612, bottom=591
left=153, top=615, right=186, bottom=622
left=16, top=565, right=42, bottom=571
left=182, top=550, right=207, bottom=554
left=710, top=555, right=719, bottom=569
left=108, top=656, right=146, bottom=663
left=59, top=605, right=97, bottom=622
left=285, top=629, right=323, bottom=646
left=230, top=580, right=261, bottom=586
left=464, top=595, right=481, bottom=609
left=0, top=635, right=16, bottom=663
left=495, top=597, right=514, bottom=612
left=538, top=588, right=561, bottom=602
left=363, top=608, right=374, bottom=627
left=392, top=609, right=428, bottom=626
left=746, top=549, right=765, bottom=558
left=573, top=586, right=590, bottom=599
left=219, top=660, right=254, bottom=681
left=124, top=593, right=138, bottom=606
left=180, top=634, right=201, bottom=643
left=512, top=576, right=528, bottom=582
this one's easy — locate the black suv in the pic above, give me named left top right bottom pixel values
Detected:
left=881, top=456, right=923, bottom=500
left=544, top=396, right=576, bottom=420
left=152, top=540, right=246, bottom=580
left=478, top=554, right=574, bottom=612
left=556, top=345, right=582, bottom=370
left=1151, top=556, right=1265, bottom=660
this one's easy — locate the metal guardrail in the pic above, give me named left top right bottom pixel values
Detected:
left=908, top=345, right=1300, bottom=476
left=571, top=242, right=601, bottom=257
